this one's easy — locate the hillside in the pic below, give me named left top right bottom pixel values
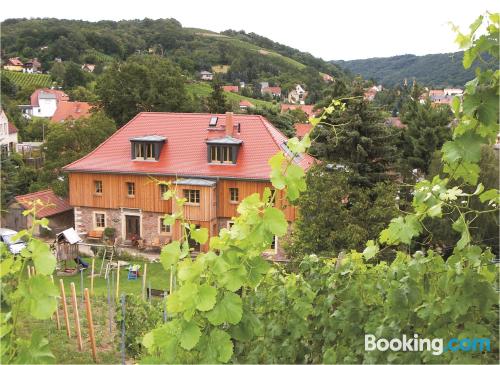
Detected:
left=332, top=52, right=484, bottom=88
left=1, top=18, right=345, bottom=100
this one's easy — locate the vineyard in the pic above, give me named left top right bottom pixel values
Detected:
left=3, top=70, right=53, bottom=89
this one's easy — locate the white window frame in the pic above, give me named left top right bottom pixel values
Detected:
left=93, top=211, right=107, bottom=230
left=229, top=187, right=239, bottom=203
left=158, top=217, right=172, bottom=235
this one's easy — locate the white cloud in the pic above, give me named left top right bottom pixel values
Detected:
left=1, top=0, right=497, bottom=60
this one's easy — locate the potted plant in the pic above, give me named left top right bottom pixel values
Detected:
left=103, top=227, right=116, bottom=243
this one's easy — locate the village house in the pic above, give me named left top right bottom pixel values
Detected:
left=0, top=109, right=18, bottom=157
left=5, top=189, right=74, bottom=237
left=321, top=73, right=334, bottom=82
left=262, top=86, right=282, bottom=98
left=222, top=85, right=239, bottom=93
left=363, top=85, right=382, bottom=101
left=81, top=63, right=96, bottom=73
left=23, top=58, right=42, bottom=73
left=287, top=84, right=306, bottom=104
left=3, top=57, right=24, bottom=72
left=239, top=100, right=254, bottom=110
left=280, top=104, right=317, bottom=118
left=294, top=123, right=312, bottom=139
left=63, top=112, right=314, bottom=260
left=200, top=71, right=214, bottom=81
left=19, top=88, right=91, bottom=121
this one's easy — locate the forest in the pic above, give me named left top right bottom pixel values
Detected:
left=333, top=51, right=494, bottom=87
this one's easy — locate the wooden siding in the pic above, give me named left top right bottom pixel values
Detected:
left=68, top=173, right=173, bottom=213
left=69, top=173, right=297, bottom=222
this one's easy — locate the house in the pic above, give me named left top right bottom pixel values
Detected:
left=5, top=189, right=74, bottom=237
left=239, top=100, right=254, bottom=110
left=3, top=57, right=24, bottom=72
left=294, top=123, right=312, bottom=139
left=443, top=88, right=463, bottom=96
left=364, top=85, right=382, bottom=101
left=63, top=112, right=315, bottom=260
left=287, top=85, right=306, bottom=103
left=200, top=71, right=213, bottom=81
left=51, top=101, right=92, bottom=122
left=81, top=64, right=96, bottom=73
left=0, top=109, right=18, bottom=157
left=385, top=117, right=406, bottom=129
left=222, top=85, right=239, bottom=93
left=281, top=104, right=317, bottom=118
left=20, top=89, right=69, bottom=118
left=262, top=86, right=282, bottom=98
left=19, top=89, right=91, bottom=121
left=23, top=58, right=42, bottom=73
left=321, top=73, right=334, bottom=82
left=429, top=89, right=456, bottom=106
left=259, top=82, right=269, bottom=90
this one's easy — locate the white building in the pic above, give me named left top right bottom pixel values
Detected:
left=443, top=88, right=463, bottom=96
left=0, top=109, right=18, bottom=157
left=20, top=89, right=69, bottom=119
left=200, top=71, right=213, bottom=81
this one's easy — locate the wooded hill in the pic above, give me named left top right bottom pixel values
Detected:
left=332, top=52, right=488, bottom=88
left=1, top=18, right=346, bottom=96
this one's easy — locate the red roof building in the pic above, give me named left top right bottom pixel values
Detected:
left=294, top=123, right=313, bottom=138
left=15, top=189, right=72, bottom=218
left=30, top=89, right=69, bottom=107
left=281, top=104, right=317, bottom=118
left=51, top=101, right=92, bottom=122
left=8, top=122, right=18, bottom=134
left=222, top=85, right=239, bottom=93
left=262, top=86, right=282, bottom=97
left=239, top=100, right=254, bottom=109
left=64, top=112, right=314, bottom=259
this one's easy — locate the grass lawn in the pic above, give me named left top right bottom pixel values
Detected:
left=54, top=257, right=171, bottom=298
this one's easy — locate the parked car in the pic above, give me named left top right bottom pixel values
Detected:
left=0, top=228, right=27, bottom=254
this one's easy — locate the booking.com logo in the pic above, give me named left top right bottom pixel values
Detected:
left=365, top=334, right=491, bottom=356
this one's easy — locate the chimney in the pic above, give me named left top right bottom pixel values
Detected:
left=225, top=112, right=234, bottom=136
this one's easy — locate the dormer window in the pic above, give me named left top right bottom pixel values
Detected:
left=130, top=135, right=166, bottom=161
left=206, top=136, right=242, bottom=164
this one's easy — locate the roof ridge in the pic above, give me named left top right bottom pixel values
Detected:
left=258, top=115, right=287, bottom=150
left=15, top=188, right=54, bottom=200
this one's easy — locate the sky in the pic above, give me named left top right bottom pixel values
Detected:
left=1, top=0, right=498, bottom=60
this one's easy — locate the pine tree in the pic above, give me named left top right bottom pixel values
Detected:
left=311, top=84, right=398, bottom=187
left=207, top=79, right=228, bottom=114
left=400, top=97, right=452, bottom=174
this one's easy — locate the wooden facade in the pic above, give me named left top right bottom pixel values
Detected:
left=68, top=172, right=297, bottom=222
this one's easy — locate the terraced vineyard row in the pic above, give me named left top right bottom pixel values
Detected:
left=3, top=70, right=53, bottom=89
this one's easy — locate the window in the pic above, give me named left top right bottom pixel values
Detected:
left=269, top=189, right=276, bottom=204
left=159, top=217, right=171, bottom=234
left=184, top=189, right=200, bottom=204
left=134, top=143, right=143, bottom=159
left=95, top=213, right=105, bottom=228
left=227, top=221, right=235, bottom=229
left=146, top=143, right=154, bottom=159
left=160, top=184, right=169, bottom=200
left=94, top=180, right=103, bottom=194
left=270, top=236, right=277, bottom=251
left=229, top=188, right=239, bottom=203
left=210, top=145, right=233, bottom=164
left=127, top=182, right=135, bottom=197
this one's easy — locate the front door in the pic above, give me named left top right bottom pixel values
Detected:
left=125, top=215, right=140, bottom=240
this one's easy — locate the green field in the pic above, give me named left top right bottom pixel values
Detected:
left=3, top=70, right=53, bottom=88
left=186, top=82, right=279, bottom=111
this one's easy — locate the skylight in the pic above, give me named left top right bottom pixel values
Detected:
left=209, top=116, right=218, bottom=127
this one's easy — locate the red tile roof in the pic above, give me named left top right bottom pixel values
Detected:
left=223, top=85, right=239, bottom=93
left=385, top=117, right=406, bottom=129
left=15, top=189, right=72, bottom=218
left=281, top=104, right=316, bottom=117
left=429, top=90, right=445, bottom=97
left=239, top=100, right=254, bottom=108
left=51, top=101, right=92, bottom=122
left=262, top=86, right=281, bottom=95
left=7, top=57, right=23, bottom=66
left=30, top=89, right=69, bottom=107
left=294, top=123, right=313, bottom=138
left=64, top=112, right=315, bottom=180
left=8, top=122, right=18, bottom=134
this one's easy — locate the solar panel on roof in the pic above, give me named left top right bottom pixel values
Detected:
left=209, top=116, right=218, bottom=126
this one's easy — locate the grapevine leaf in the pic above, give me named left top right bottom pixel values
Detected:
left=179, top=321, right=201, bottom=350
left=196, top=284, right=217, bottom=311
left=362, top=240, right=379, bottom=260
left=210, top=329, right=233, bottom=363
left=479, top=189, right=500, bottom=203
left=160, top=241, right=181, bottom=270
left=206, top=291, right=243, bottom=325
left=452, top=215, right=471, bottom=250
left=190, top=227, right=208, bottom=245
left=263, top=207, right=288, bottom=236
left=25, top=276, right=58, bottom=319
